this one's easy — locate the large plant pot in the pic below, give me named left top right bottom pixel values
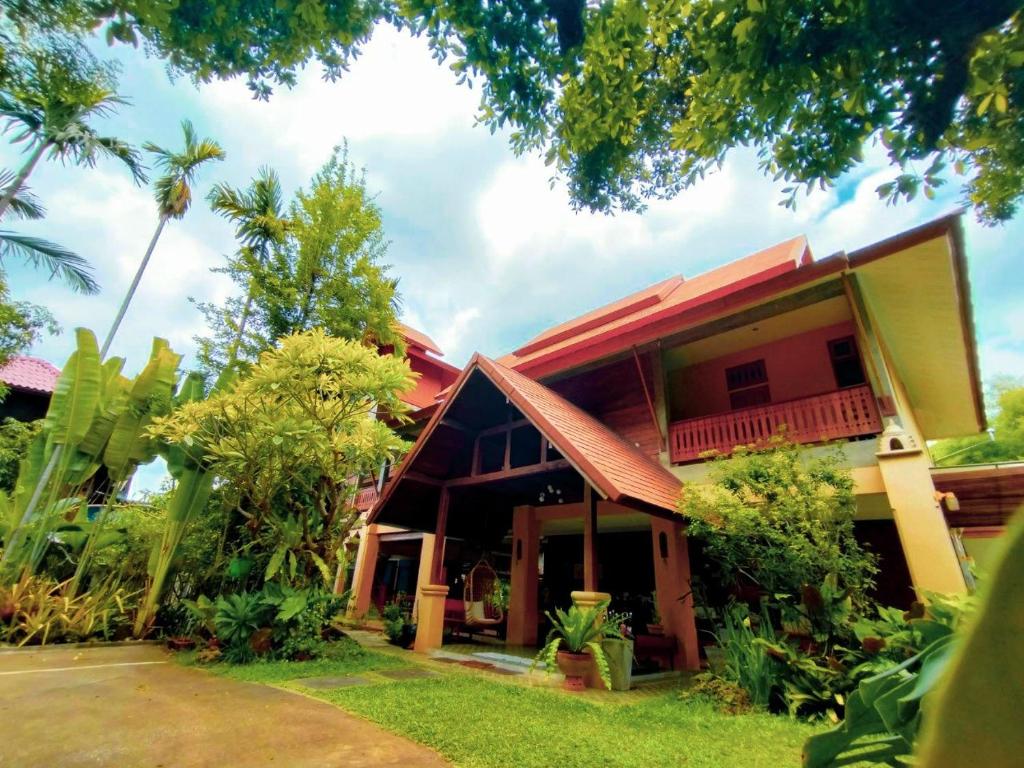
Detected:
left=556, top=650, right=593, bottom=692
left=602, top=638, right=634, bottom=692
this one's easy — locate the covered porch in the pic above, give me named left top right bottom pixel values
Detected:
left=361, top=354, right=701, bottom=671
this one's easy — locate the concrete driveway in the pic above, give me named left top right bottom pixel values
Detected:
left=0, top=643, right=449, bottom=768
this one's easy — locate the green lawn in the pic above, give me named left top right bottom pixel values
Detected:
left=183, top=639, right=822, bottom=767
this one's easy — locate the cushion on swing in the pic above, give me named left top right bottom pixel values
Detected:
left=466, top=601, right=486, bottom=622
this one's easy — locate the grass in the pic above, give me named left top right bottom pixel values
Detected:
left=180, top=639, right=823, bottom=767
left=179, top=636, right=407, bottom=684
left=314, top=675, right=822, bottom=768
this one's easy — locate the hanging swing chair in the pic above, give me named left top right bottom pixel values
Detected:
left=463, top=558, right=505, bottom=627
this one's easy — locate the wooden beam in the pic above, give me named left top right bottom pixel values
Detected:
left=583, top=483, right=598, bottom=591
left=405, top=471, right=444, bottom=487
left=842, top=273, right=897, bottom=415
left=445, top=459, right=572, bottom=488
left=440, top=417, right=473, bottom=432
left=477, top=418, right=530, bottom=438
left=633, top=346, right=665, bottom=452
left=430, top=487, right=449, bottom=584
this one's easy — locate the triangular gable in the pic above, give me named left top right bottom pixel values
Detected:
left=369, top=354, right=682, bottom=523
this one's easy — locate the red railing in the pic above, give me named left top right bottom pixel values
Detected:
left=669, top=385, right=882, bottom=463
left=354, top=485, right=379, bottom=512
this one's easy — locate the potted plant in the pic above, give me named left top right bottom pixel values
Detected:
left=602, top=611, right=636, bottom=691
left=647, top=591, right=664, bottom=635
left=382, top=595, right=416, bottom=648
left=533, top=601, right=620, bottom=691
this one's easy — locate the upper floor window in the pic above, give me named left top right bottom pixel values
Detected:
left=725, top=359, right=771, bottom=409
left=828, top=336, right=867, bottom=388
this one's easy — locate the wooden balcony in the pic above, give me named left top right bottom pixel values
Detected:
left=669, top=385, right=882, bottom=463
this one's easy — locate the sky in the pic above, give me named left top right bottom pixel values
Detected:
left=2, top=27, right=1023, bottom=490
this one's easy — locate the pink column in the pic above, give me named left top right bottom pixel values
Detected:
left=349, top=524, right=381, bottom=618
left=508, top=505, right=539, bottom=647
left=651, top=517, right=701, bottom=671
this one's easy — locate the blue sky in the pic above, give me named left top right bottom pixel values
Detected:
left=3, top=28, right=1023, bottom=490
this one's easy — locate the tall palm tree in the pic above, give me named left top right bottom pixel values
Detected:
left=0, top=170, right=99, bottom=293
left=0, top=53, right=146, bottom=219
left=207, top=167, right=289, bottom=364
left=101, top=120, right=224, bottom=357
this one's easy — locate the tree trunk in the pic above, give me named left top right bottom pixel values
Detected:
left=0, top=142, right=48, bottom=220
left=101, top=214, right=168, bottom=358
left=227, top=280, right=256, bottom=364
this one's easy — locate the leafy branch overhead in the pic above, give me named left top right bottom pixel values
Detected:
left=50, top=0, right=1024, bottom=222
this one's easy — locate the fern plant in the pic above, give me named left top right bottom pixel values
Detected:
left=533, top=601, right=621, bottom=690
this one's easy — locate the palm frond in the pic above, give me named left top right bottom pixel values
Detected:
left=93, top=136, right=148, bottom=184
left=0, top=231, right=100, bottom=294
left=0, top=171, right=45, bottom=221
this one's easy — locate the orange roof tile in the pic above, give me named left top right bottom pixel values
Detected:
left=396, top=322, right=443, bottom=356
left=498, top=236, right=811, bottom=374
left=370, top=354, right=682, bottom=520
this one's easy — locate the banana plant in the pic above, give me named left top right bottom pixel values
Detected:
left=134, top=369, right=234, bottom=637
left=68, top=339, right=182, bottom=595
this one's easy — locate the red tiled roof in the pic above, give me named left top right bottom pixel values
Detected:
left=0, top=355, right=60, bottom=394
left=370, top=354, right=682, bottom=519
left=396, top=322, right=443, bottom=356
left=498, top=236, right=811, bottom=375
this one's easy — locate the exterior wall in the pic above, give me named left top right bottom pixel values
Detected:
left=403, top=349, right=459, bottom=409
left=547, top=355, right=662, bottom=459
left=667, top=321, right=858, bottom=421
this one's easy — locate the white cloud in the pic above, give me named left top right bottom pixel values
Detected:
left=198, top=27, right=481, bottom=178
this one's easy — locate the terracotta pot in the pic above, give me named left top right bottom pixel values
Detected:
left=556, top=650, right=592, bottom=692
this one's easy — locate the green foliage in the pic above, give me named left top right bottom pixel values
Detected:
left=150, top=329, right=413, bottom=591
left=712, top=602, right=779, bottom=709
left=0, top=571, right=133, bottom=645
left=0, top=273, right=58, bottom=377
left=683, top=673, right=755, bottom=715
left=802, top=634, right=958, bottom=767
left=381, top=594, right=414, bottom=646
left=0, top=417, right=39, bottom=493
left=932, top=377, right=1024, bottom=465
left=534, top=601, right=621, bottom=689
left=193, top=146, right=402, bottom=378
left=187, top=584, right=342, bottom=663
left=681, top=440, right=876, bottom=602
left=143, top=119, right=225, bottom=220
left=31, top=1, right=1020, bottom=220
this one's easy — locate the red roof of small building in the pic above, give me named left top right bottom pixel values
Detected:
left=396, top=322, right=443, bottom=356
left=370, top=354, right=683, bottom=519
left=498, top=236, right=812, bottom=376
left=0, top=355, right=60, bottom=394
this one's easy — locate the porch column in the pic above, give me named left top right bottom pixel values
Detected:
left=508, top=505, right=539, bottom=646
left=348, top=524, right=381, bottom=618
left=414, top=488, right=451, bottom=653
left=583, top=483, right=599, bottom=591
left=651, top=517, right=701, bottom=671
left=877, top=430, right=967, bottom=596
left=411, top=532, right=436, bottom=618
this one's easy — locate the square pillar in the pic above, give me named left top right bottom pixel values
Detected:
left=413, top=488, right=450, bottom=653
left=348, top=523, right=381, bottom=618
left=508, top=505, right=540, bottom=647
left=583, top=483, right=599, bottom=591
left=877, top=438, right=967, bottom=595
left=651, top=517, right=701, bottom=671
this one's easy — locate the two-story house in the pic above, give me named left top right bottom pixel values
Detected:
left=351, top=211, right=995, bottom=670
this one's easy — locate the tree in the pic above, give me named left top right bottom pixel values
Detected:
left=679, top=439, right=877, bottom=602
left=932, top=377, right=1024, bottom=465
left=206, top=167, right=290, bottom=366
left=0, top=171, right=99, bottom=294
left=0, top=273, right=57, bottom=375
left=0, top=41, right=145, bottom=219
left=193, top=147, right=402, bottom=378
left=101, top=120, right=224, bottom=357
left=24, top=1, right=1021, bottom=222
left=148, top=329, right=414, bottom=589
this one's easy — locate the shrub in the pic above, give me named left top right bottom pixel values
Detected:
left=381, top=594, right=414, bottom=647
left=684, top=673, right=755, bottom=714
left=681, top=439, right=877, bottom=603
left=0, top=572, right=133, bottom=645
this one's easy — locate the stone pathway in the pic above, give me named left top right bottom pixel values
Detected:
left=0, top=643, right=449, bottom=768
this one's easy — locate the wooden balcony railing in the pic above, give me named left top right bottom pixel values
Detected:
left=669, top=385, right=882, bottom=463
left=354, top=485, right=379, bottom=512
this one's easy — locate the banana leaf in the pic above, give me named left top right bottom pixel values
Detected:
left=45, top=328, right=102, bottom=448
